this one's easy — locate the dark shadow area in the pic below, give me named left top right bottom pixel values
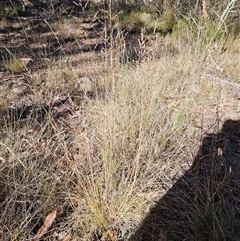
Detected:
left=0, top=15, right=105, bottom=70
left=129, top=119, right=240, bottom=241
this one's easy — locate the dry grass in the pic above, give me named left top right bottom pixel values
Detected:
left=1, top=2, right=240, bottom=241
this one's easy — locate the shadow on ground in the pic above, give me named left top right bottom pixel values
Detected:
left=0, top=10, right=105, bottom=72
left=129, top=119, right=240, bottom=241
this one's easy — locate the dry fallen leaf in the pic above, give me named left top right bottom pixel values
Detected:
left=33, top=209, right=57, bottom=241
left=62, top=233, right=71, bottom=241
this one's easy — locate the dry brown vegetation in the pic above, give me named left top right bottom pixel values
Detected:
left=0, top=0, right=240, bottom=240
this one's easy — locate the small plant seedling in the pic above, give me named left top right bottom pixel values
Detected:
left=6, top=57, right=32, bottom=73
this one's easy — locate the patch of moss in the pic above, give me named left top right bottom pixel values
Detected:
left=115, top=9, right=145, bottom=33
left=115, top=8, right=177, bottom=35
left=0, top=6, right=15, bottom=19
left=5, top=57, right=32, bottom=73
left=0, top=4, right=29, bottom=20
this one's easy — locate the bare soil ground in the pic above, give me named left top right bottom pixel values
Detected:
left=0, top=11, right=104, bottom=103
left=0, top=9, right=155, bottom=123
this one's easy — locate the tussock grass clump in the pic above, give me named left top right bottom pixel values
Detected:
left=1, top=2, right=240, bottom=240
left=64, top=43, right=240, bottom=239
left=1, top=30, right=240, bottom=239
left=5, top=57, right=32, bottom=73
